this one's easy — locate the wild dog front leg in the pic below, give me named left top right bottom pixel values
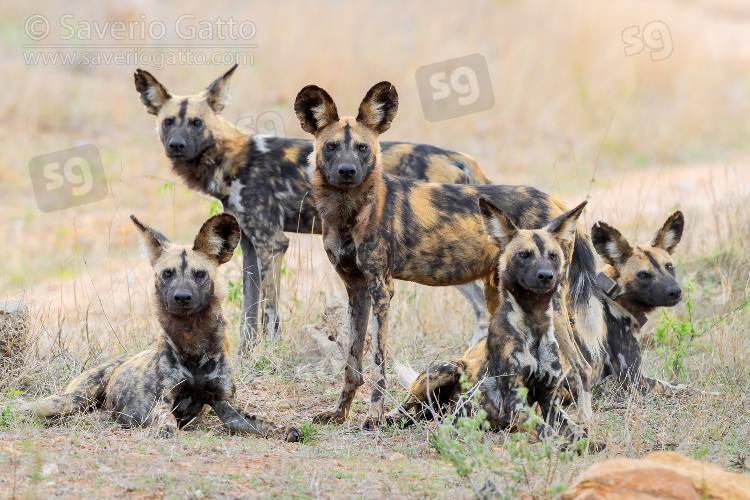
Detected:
left=151, top=388, right=180, bottom=438
left=608, top=346, right=687, bottom=397
left=239, top=233, right=261, bottom=351
left=211, top=399, right=301, bottom=442
left=250, top=232, right=289, bottom=342
left=556, top=295, right=593, bottom=424
left=362, top=274, right=394, bottom=430
left=314, top=280, right=371, bottom=424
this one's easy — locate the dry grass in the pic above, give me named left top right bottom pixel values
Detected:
left=1, top=0, right=750, bottom=498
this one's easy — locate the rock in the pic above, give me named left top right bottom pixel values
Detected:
left=388, top=453, right=405, bottom=461
left=41, top=463, right=58, bottom=475
left=296, top=298, right=348, bottom=371
left=97, top=465, right=113, bottom=474
left=564, top=451, right=750, bottom=500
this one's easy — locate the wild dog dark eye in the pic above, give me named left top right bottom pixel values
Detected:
left=549, top=252, right=558, bottom=261
left=162, top=270, right=173, bottom=279
left=665, top=262, right=674, bottom=271
left=163, top=117, right=174, bottom=127
left=518, top=250, right=531, bottom=259
left=636, top=271, right=652, bottom=280
left=359, top=145, right=368, bottom=151
left=192, top=117, right=202, bottom=127
left=195, top=270, right=207, bottom=279
left=327, top=143, right=336, bottom=151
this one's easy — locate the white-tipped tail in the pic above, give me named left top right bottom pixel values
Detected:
left=393, top=361, right=419, bottom=388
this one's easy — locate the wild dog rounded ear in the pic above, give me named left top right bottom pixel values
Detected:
left=205, top=64, right=238, bottom=113
left=478, top=197, right=518, bottom=250
left=546, top=200, right=587, bottom=244
left=591, top=221, right=633, bottom=266
left=294, top=85, right=339, bottom=135
left=130, top=215, right=170, bottom=265
left=193, top=213, right=241, bottom=265
left=650, top=211, right=684, bottom=255
left=134, top=69, right=172, bottom=116
left=357, top=81, right=398, bottom=134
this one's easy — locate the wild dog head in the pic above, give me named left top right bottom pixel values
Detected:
left=294, top=82, right=398, bottom=189
left=134, top=65, right=238, bottom=160
left=130, top=213, right=241, bottom=316
left=479, top=199, right=588, bottom=296
left=592, top=211, right=684, bottom=311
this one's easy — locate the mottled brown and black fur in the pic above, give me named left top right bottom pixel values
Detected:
left=560, top=211, right=688, bottom=401
left=294, top=82, right=604, bottom=429
left=387, top=200, right=602, bottom=450
left=397, top=213, right=690, bottom=422
left=29, top=214, right=300, bottom=442
left=134, top=66, right=491, bottom=348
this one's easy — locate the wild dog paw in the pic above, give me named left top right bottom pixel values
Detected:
left=383, top=414, right=413, bottom=429
left=561, top=438, right=606, bottom=454
left=155, top=424, right=178, bottom=439
left=361, top=417, right=381, bottom=431
left=312, top=409, right=346, bottom=425
left=267, top=426, right=301, bottom=442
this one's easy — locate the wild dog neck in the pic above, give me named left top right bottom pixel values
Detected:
left=598, top=267, right=654, bottom=326
left=168, top=115, right=251, bottom=199
left=310, top=160, right=386, bottom=238
left=497, top=273, right=557, bottom=338
left=155, top=295, right=228, bottom=356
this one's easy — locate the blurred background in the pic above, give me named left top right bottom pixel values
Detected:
left=1, top=0, right=749, bottom=355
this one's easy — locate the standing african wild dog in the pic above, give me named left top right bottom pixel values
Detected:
left=392, top=213, right=691, bottom=424
left=293, top=81, right=604, bottom=429
left=559, top=211, right=690, bottom=400
left=134, top=65, right=492, bottom=348
left=28, top=214, right=300, bottom=442
left=387, top=199, right=603, bottom=450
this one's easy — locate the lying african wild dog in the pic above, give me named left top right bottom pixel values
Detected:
left=28, top=214, right=300, bottom=442
left=134, top=65, right=491, bottom=348
left=387, top=199, right=603, bottom=451
left=293, top=81, right=604, bottom=429
left=391, top=213, right=690, bottom=425
left=559, top=211, right=690, bottom=400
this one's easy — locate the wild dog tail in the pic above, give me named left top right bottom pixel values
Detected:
left=451, top=153, right=492, bottom=186
left=393, top=360, right=419, bottom=387
left=569, top=229, right=605, bottom=357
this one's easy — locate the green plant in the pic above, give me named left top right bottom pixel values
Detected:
left=495, top=402, right=581, bottom=500
left=430, top=375, right=496, bottom=495
left=226, top=279, right=242, bottom=308
left=0, top=390, right=21, bottom=430
left=655, top=280, right=749, bottom=378
left=208, top=199, right=222, bottom=217
left=298, top=421, right=321, bottom=445
left=655, top=280, right=699, bottom=378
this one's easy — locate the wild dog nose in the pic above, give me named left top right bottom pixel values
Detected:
left=537, top=269, right=554, bottom=283
left=338, top=164, right=356, bottom=179
left=174, top=290, right=192, bottom=305
left=168, top=138, right=186, bottom=153
left=667, top=286, right=682, bottom=300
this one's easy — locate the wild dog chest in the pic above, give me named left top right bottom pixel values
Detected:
left=159, top=347, right=234, bottom=401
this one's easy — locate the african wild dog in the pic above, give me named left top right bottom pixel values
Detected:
left=386, top=199, right=603, bottom=451
left=293, top=81, right=604, bottom=429
left=134, top=65, right=491, bottom=348
left=559, top=211, right=690, bottom=400
left=391, top=213, right=691, bottom=424
left=28, top=214, right=300, bottom=442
